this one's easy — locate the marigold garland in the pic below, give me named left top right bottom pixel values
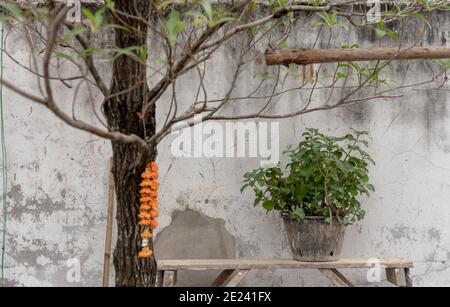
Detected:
left=138, top=162, right=159, bottom=259
left=138, top=247, right=153, bottom=258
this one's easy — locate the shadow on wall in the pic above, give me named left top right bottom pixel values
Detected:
left=155, top=209, right=236, bottom=287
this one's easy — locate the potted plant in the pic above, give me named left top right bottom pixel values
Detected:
left=242, top=128, right=375, bottom=262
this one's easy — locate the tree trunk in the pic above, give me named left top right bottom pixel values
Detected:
left=104, top=0, right=157, bottom=287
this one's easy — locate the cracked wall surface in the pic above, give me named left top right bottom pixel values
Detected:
left=1, top=10, right=450, bottom=286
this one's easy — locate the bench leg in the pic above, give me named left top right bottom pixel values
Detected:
left=212, top=269, right=250, bottom=287
left=225, top=270, right=250, bottom=287
left=156, top=270, right=164, bottom=287
left=404, top=268, right=413, bottom=288
left=386, top=268, right=399, bottom=286
left=212, top=270, right=235, bottom=287
left=319, top=269, right=353, bottom=287
left=162, top=270, right=177, bottom=287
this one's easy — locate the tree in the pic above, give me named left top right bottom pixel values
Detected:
left=0, top=0, right=448, bottom=287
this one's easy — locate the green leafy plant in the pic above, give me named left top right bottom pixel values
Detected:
left=242, top=128, right=375, bottom=225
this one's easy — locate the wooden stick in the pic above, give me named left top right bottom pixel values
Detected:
left=102, top=158, right=115, bottom=287
left=319, top=268, right=353, bottom=287
left=265, top=47, right=450, bottom=66
left=223, top=270, right=250, bottom=287
left=212, top=269, right=235, bottom=287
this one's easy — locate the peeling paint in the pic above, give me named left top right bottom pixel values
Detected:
left=8, top=186, right=66, bottom=221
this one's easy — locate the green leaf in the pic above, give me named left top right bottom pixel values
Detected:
left=63, top=27, right=86, bottom=43
left=202, top=0, right=214, bottom=22
left=94, top=8, right=105, bottom=30
left=375, top=28, right=386, bottom=39
left=104, top=24, right=131, bottom=32
left=294, top=184, right=308, bottom=202
left=299, top=165, right=313, bottom=177
left=262, top=200, right=275, bottom=211
left=113, top=46, right=140, bottom=60
left=165, top=11, right=187, bottom=46
left=337, top=72, right=347, bottom=80
left=82, top=8, right=95, bottom=26
left=78, top=47, right=104, bottom=59
left=278, top=40, right=288, bottom=49
left=292, top=208, right=306, bottom=220
left=386, top=30, right=398, bottom=41
left=366, top=184, right=375, bottom=192
left=55, top=52, right=78, bottom=65
left=3, top=3, right=24, bottom=20
left=105, top=0, right=115, bottom=12
left=139, top=46, right=148, bottom=63
left=240, top=183, right=249, bottom=194
left=82, top=7, right=105, bottom=33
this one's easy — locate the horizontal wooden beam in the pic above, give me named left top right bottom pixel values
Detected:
left=157, top=258, right=414, bottom=270
left=265, top=47, right=450, bottom=66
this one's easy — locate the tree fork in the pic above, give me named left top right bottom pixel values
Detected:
left=265, top=47, right=450, bottom=66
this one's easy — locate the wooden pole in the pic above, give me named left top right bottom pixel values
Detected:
left=265, top=47, right=450, bottom=66
left=102, top=158, right=115, bottom=287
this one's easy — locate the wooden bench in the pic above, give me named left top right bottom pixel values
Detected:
left=156, top=258, right=413, bottom=287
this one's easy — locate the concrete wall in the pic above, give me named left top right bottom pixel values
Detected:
left=1, top=9, right=450, bottom=286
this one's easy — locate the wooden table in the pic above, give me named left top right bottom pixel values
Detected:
left=156, top=258, right=413, bottom=287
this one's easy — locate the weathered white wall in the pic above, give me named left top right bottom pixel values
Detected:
left=1, top=10, right=450, bottom=286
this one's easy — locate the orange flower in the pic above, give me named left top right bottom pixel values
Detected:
left=138, top=247, right=153, bottom=258
left=141, top=172, right=151, bottom=179
left=140, top=188, right=152, bottom=195
left=140, top=197, right=152, bottom=203
left=150, top=209, right=159, bottom=218
left=139, top=212, right=151, bottom=220
left=140, top=231, right=152, bottom=239
left=148, top=190, right=158, bottom=198
left=139, top=219, right=152, bottom=227
left=149, top=181, right=160, bottom=190
left=142, top=171, right=158, bottom=179
left=140, top=180, right=152, bottom=187
left=143, top=172, right=158, bottom=180
left=149, top=162, right=159, bottom=172
left=140, top=204, right=152, bottom=211
left=149, top=220, right=158, bottom=229
left=150, top=199, right=159, bottom=209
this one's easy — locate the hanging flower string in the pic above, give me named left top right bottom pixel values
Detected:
left=138, top=162, right=160, bottom=258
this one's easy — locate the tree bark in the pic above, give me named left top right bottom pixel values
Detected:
left=103, top=0, right=157, bottom=287
left=265, top=47, right=450, bottom=66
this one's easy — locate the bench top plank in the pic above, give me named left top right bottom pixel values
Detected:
left=157, top=258, right=413, bottom=271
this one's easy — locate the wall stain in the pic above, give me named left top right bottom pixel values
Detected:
left=8, top=237, right=67, bottom=267
left=7, top=184, right=66, bottom=221
left=155, top=209, right=236, bottom=286
left=56, top=172, right=63, bottom=182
